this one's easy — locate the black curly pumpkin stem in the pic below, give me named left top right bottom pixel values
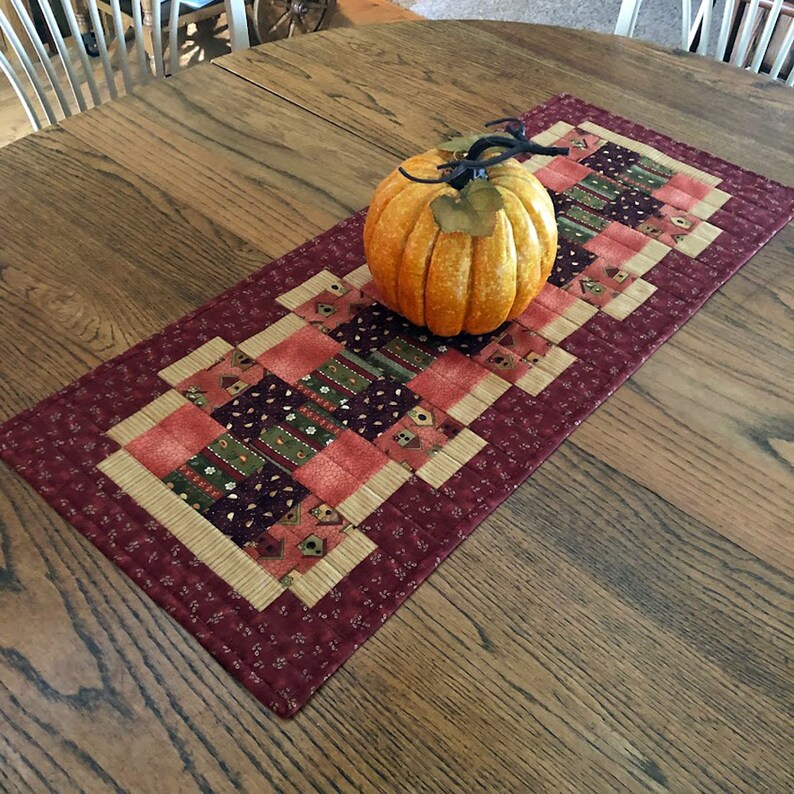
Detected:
left=399, top=118, right=571, bottom=190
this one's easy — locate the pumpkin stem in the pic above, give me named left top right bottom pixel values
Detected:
left=399, top=119, right=570, bottom=190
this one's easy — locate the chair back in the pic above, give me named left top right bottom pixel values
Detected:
left=0, top=0, right=249, bottom=131
left=615, top=0, right=793, bottom=84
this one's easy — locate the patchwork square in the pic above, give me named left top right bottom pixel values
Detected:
left=126, top=425, right=197, bottom=479
left=580, top=141, right=641, bottom=180
left=601, top=188, right=665, bottom=228
left=292, top=351, right=380, bottom=414
left=323, top=430, right=389, bottom=481
left=159, top=404, right=227, bottom=453
left=330, top=303, right=413, bottom=356
left=259, top=325, right=343, bottom=384
left=207, top=433, right=267, bottom=477
left=374, top=403, right=462, bottom=470
left=558, top=205, right=610, bottom=244
left=619, top=157, right=673, bottom=192
left=243, top=495, right=353, bottom=581
left=550, top=126, right=604, bottom=161
left=204, top=463, right=310, bottom=546
left=212, top=373, right=308, bottom=443
left=293, top=283, right=374, bottom=332
left=254, top=422, right=326, bottom=472
left=408, top=350, right=488, bottom=412
left=292, top=453, right=362, bottom=506
left=549, top=240, right=599, bottom=286
left=535, top=156, right=592, bottom=192
left=475, top=325, right=554, bottom=383
left=566, top=260, right=636, bottom=308
left=162, top=452, right=241, bottom=512
left=338, top=380, right=421, bottom=440
left=652, top=171, right=712, bottom=211
left=172, top=348, right=264, bottom=412
left=368, top=334, right=441, bottom=382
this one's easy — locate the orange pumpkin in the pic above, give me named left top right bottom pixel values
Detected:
left=363, top=146, right=559, bottom=337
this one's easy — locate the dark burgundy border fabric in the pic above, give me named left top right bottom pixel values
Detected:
left=1, top=95, right=792, bottom=717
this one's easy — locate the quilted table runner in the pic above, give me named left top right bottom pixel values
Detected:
left=2, top=95, right=792, bottom=717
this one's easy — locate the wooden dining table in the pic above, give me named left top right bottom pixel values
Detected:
left=0, top=19, right=792, bottom=792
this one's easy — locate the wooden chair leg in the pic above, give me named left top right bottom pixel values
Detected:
left=139, top=0, right=161, bottom=75
left=140, top=23, right=156, bottom=73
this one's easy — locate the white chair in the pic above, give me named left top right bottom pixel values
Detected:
left=0, top=0, right=251, bottom=131
left=615, top=0, right=793, bottom=84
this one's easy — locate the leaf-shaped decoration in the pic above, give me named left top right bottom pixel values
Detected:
left=430, top=179, right=504, bottom=237
left=436, top=134, right=483, bottom=154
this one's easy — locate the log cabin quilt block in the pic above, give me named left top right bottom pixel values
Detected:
left=1, top=95, right=792, bottom=717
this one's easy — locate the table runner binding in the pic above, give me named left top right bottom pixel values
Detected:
left=1, top=94, right=792, bottom=718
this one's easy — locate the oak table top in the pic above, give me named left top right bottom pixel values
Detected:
left=1, top=20, right=792, bottom=793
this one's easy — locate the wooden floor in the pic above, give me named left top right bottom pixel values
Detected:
left=0, top=0, right=419, bottom=148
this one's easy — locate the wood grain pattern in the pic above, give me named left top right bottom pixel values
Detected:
left=214, top=21, right=794, bottom=181
left=0, top=20, right=792, bottom=792
left=0, top=65, right=395, bottom=417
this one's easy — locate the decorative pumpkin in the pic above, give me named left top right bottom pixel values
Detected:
left=363, top=118, right=568, bottom=336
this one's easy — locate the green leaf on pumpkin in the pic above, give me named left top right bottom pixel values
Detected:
left=436, top=134, right=483, bottom=154
left=430, top=179, right=504, bottom=237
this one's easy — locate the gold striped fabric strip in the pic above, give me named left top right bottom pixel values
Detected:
left=288, top=562, right=339, bottom=607
left=367, top=460, right=413, bottom=496
left=601, top=279, right=657, bottom=320
left=447, top=393, right=490, bottom=425
left=326, top=529, right=376, bottom=576
left=416, top=429, right=487, bottom=488
left=288, top=529, right=376, bottom=607
left=622, top=238, right=670, bottom=277
left=276, top=270, right=344, bottom=310
left=438, top=428, right=487, bottom=466
left=514, top=367, right=556, bottom=397
left=97, top=450, right=284, bottom=611
left=691, top=188, right=730, bottom=219
left=237, top=313, right=306, bottom=359
left=562, top=299, right=599, bottom=326
left=416, top=451, right=464, bottom=488
left=344, top=265, right=373, bottom=289
left=336, top=486, right=385, bottom=526
left=522, top=155, right=555, bottom=173
left=538, top=314, right=580, bottom=345
left=473, top=372, right=512, bottom=405
left=445, top=373, right=510, bottom=426
left=531, top=120, right=575, bottom=147
left=336, top=461, right=411, bottom=525
left=675, top=222, right=722, bottom=258
left=535, top=347, right=576, bottom=378
left=158, top=337, right=233, bottom=386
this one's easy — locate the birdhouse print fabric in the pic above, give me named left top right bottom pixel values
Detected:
left=1, top=95, right=792, bottom=718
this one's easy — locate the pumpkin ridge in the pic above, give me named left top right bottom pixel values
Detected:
left=496, top=185, right=543, bottom=317
left=397, top=203, right=443, bottom=326
left=464, top=211, right=517, bottom=334
left=370, top=183, right=443, bottom=310
left=461, top=228, right=477, bottom=334
left=364, top=154, right=447, bottom=249
left=490, top=173, right=557, bottom=283
left=364, top=175, right=414, bottom=248
left=419, top=223, right=440, bottom=329
left=424, top=232, right=472, bottom=336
